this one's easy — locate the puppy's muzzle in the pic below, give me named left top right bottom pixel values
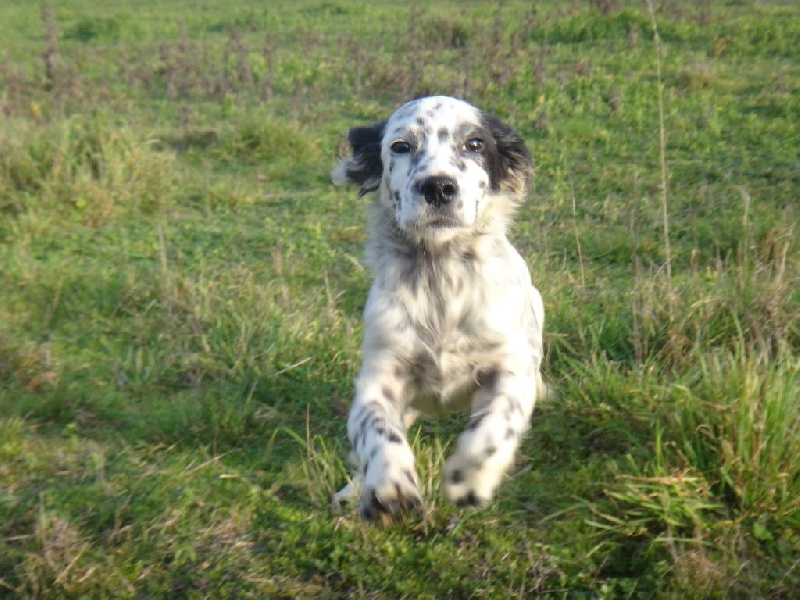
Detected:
left=417, top=176, right=458, bottom=209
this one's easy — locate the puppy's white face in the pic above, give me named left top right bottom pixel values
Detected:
left=381, top=97, right=489, bottom=238
left=334, top=95, right=533, bottom=245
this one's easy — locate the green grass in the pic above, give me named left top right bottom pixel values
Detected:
left=1, top=1, right=798, bottom=597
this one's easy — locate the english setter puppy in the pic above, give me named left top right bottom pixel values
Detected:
left=332, top=96, right=545, bottom=522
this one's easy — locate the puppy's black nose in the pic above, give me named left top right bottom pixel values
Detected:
left=418, top=176, right=458, bottom=208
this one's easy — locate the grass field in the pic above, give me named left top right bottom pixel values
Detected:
left=1, top=0, right=798, bottom=597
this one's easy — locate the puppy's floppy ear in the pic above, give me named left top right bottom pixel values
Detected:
left=482, top=113, right=534, bottom=198
left=331, top=120, right=386, bottom=197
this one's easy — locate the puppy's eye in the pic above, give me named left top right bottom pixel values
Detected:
left=464, top=138, right=484, bottom=152
left=390, top=140, right=412, bottom=154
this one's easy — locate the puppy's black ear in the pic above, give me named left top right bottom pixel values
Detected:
left=482, top=114, right=534, bottom=198
left=332, top=120, right=386, bottom=197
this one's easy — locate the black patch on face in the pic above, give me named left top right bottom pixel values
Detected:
left=387, top=430, right=402, bottom=444
left=450, top=469, right=464, bottom=484
left=480, top=113, right=534, bottom=193
left=485, top=445, right=497, bottom=458
left=393, top=191, right=401, bottom=205
left=414, top=116, right=432, bottom=137
left=345, top=120, right=387, bottom=196
left=437, top=127, right=450, bottom=142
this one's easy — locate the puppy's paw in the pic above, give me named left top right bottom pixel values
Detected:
left=442, top=453, right=495, bottom=509
left=332, top=476, right=362, bottom=510
left=360, top=467, right=422, bottom=523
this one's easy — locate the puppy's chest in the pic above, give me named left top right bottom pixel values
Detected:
left=397, top=262, right=501, bottom=403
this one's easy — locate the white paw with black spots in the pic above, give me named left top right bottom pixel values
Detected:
left=360, top=464, right=422, bottom=522
left=442, top=453, right=496, bottom=508
left=442, top=431, right=519, bottom=509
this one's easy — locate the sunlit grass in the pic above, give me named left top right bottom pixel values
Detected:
left=0, top=1, right=798, bottom=597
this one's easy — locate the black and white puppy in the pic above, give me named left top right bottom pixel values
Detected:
left=332, top=96, right=545, bottom=522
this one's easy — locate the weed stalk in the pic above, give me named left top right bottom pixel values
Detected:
left=646, top=0, right=674, bottom=321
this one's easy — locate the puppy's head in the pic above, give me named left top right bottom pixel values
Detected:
left=333, top=96, right=533, bottom=242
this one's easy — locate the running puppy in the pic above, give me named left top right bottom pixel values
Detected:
left=332, top=96, right=545, bottom=522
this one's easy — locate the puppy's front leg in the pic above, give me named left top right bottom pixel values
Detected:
left=344, top=366, right=422, bottom=521
left=443, top=368, right=538, bottom=508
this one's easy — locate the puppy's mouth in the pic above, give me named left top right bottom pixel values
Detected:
left=421, top=216, right=464, bottom=229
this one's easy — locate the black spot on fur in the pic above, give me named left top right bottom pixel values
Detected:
left=387, top=430, right=402, bottom=444
left=505, top=427, right=516, bottom=440
left=450, top=469, right=464, bottom=484
left=437, top=127, right=449, bottom=141
left=358, top=414, right=371, bottom=433
left=485, top=445, right=497, bottom=458
left=456, top=491, right=480, bottom=507
left=370, top=446, right=380, bottom=459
